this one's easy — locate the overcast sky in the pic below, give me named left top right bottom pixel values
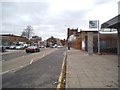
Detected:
left=1, top=0, right=120, bottom=40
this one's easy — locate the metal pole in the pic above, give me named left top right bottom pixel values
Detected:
left=118, top=29, right=120, bottom=87
left=98, top=20, right=100, bottom=54
left=118, top=29, right=120, bottom=56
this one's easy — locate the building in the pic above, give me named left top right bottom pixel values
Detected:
left=46, top=36, right=65, bottom=47
left=46, top=36, right=57, bottom=47
left=101, top=15, right=120, bottom=52
left=30, top=36, right=42, bottom=46
left=67, top=28, right=78, bottom=40
left=67, top=28, right=80, bottom=49
left=80, top=31, right=98, bottom=52
left=99, top=33, right=117, bottom=54
left=101, top=1, right=120, bottom=85
left=67, top=28, right=98, bottom=51
left=0, top=34, right=30, bottom=46
left=67, top=28, right=117, bottom=54
left=61, top=39, right=66, bottom=46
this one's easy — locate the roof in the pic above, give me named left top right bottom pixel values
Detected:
left=80, top=30, right=98, bottom=32
left=0, top=34, right=28, bottom=39
left=101, top=14, right=120, bottom=29
left=0, top=34, right=21, bottom=37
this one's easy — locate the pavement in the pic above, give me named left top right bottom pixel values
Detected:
left=66, top=48, right=118, bottom=88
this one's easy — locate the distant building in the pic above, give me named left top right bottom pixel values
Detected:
left=67, top=28, right=78, bottom=40
left=61, top=39, right=66, bottom=46
left=46, top=36, right=65, bottom=47
left=30, top=36, right=42, bottom=46
left=46, top=36, right=57, bottom=47
left=0, top=34, right=30, bottom=46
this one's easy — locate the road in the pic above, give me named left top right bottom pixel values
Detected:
left=2, top=48, right=66, bottom=88
left=2, top=51, right=30, bottom=61
left=2, top=48, right=58, bottom=72
left=1, top=48, right=45, bottom=61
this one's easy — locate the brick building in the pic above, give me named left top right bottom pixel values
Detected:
left=46, top=36, right=57, bottom=47
left=46, top=36, right=65, bottom=47
left=61, top=39, right=67, bottom=46
left=30, top=36, right=42, bottom=46
left=67, top=28, right=78, bottom=40
left=67, top=28, right=80, bottom=49
left=0, top=34, right=30, bottom=46
left=67, top=28, right=117, bottom=54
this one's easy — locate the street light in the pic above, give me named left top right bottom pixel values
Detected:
left=64, top=25, right=70, bottom=49
left=98, top=20, right=100, bottom=54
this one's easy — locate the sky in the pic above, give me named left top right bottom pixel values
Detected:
left=1, top=0, right=120, bottom=40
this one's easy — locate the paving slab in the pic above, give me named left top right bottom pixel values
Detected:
left=66, top=48, right=118, bottom=88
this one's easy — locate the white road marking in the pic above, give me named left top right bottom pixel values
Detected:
left=43, top=54, right=45, bottom=57
left=0, top=70, right=10, bottom=75
left=30, top=59, right=34, bottom=64
left=0, top=64, right=28, bottom=75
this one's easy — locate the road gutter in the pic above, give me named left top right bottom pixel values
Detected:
left=57, top=51, right=67, bottom=90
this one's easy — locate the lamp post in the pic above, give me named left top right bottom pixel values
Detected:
left=98, top=20, right=100, bottom=54
left=64, top=25, right=71, bottom=50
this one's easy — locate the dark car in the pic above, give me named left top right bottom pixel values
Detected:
left=26, top=46, right=40, bottom=53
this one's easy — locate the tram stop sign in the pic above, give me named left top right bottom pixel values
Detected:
left=89, top=20, right=98, bottom=28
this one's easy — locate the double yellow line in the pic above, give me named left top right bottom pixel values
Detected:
left=57, top=52, right=67, bottom=90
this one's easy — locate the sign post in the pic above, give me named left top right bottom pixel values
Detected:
left=89, top=20, right=100, bottom=54
left=88, top=32, right=93, bottom=55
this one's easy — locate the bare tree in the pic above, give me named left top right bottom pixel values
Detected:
left=21, top=25, right=33, bottom=40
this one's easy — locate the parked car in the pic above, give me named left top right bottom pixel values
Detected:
left=4, top=45, right=10, bottom=49
left=57, top=45, right=63, bottom=48
left=53, top=44, right=57, bottom=48
left=9, top=45, right=16, bottom=49
left=26, top=46, right=40, bottom=53
left=41, top=45, right=44, bottom=48
left=23, top=44, right=28, bottom=48
left=16, top=45, right=24, bottom=50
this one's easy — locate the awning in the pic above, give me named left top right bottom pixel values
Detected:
left=101, top=14, right=120, bottom=29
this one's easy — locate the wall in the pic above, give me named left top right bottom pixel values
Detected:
left=67, top=28, right=78, bottom=40
left=71, top=36, right=81, bottom=49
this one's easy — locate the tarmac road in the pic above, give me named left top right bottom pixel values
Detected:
left=1, top=48, right=45, bottom=61
left=1, top=51, right=30, bottom=61
left=2, top=48, right=66, bottom=88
